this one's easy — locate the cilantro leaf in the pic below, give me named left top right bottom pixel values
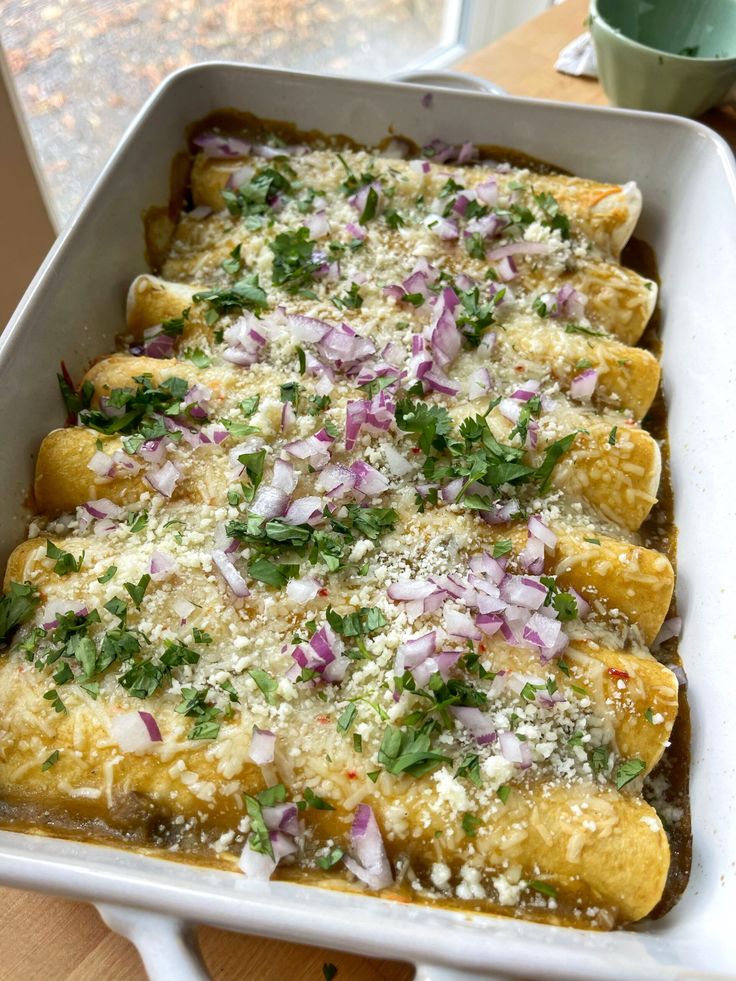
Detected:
left=0, top=581, right=40, bottom=644
left=45, top=540, right=84, bottom=576
left=615, top=757, right=646, bottom=790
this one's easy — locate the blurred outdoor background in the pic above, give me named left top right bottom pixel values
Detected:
left=0, top=0, right=553, bottom=226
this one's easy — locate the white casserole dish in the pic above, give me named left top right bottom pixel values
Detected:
left=1, top=63, right=735, bottom=981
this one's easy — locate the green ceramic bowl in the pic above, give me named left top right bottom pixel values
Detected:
left=590, top=0, right=736, bottom=116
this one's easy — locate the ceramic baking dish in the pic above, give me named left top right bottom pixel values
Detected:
left=1, top=63, right=735, bottom=981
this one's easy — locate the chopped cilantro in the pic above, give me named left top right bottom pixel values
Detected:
left=41, top=749, right=60, bottom=771
left=243, top=793, right=274, bottom=859
left=384, top=208, right=405, bottom=229
left=615, top=757, right=646, bottom=790
left=533, top=191, right=570, bottom=239
left=43, top=688, right=66, bottom=714
left=0, top=581, right=40, bottom=644
left=564, top=323, right=605, bottom=337
left=317, top=849, right=344, bottom=871
left=333, top=282, right=363, bottom=310
left=45, top=540, right=84, bottom=576
left=461, top=812, right=481, bottom=837
left=359, top=186, right=378, bottom=224
left=528, top=879, right=558, bottom=899
left=301, top=787, right=334, bottom=811
left=184, top=347, right=212, bottom=369
left=326, top=606, right=386, bottom=637
left=97, top=565, right=117, bottom=584
left=193, top=275, right=268, bottom=319
left=497, top=785, right=511, bottom=804
left=248, top=667, right=279, bottom=704
left=124, top=574, right=151, bottom=609
left=80, top=374, right=190, bottom=437
left=222, top=166, right=292, bottom=220
left=270, top=227, right=322, bottom=293
left=221, top=243, right=243, bottom=276
left=378, top=725, right=449, bottom=777
left=337, top=703, right=357, bottom=732
left=456, top=753, right=482, bottom=787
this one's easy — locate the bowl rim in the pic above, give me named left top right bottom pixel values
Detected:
left=590, top=0, right=736, bottom=65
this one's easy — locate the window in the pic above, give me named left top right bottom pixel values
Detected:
left=1, top=0, right=553, bottom=228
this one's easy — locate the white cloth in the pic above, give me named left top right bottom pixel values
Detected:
left=554, top=31, right=599, bottom=78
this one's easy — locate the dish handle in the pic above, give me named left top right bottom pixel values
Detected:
left=414, top=964, right=514, bottom=981
left=389, top=69, right=507, bottom=96
left=97, top=903, right=209, bottom=980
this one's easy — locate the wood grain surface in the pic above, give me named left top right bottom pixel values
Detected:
left=2, top=0, right=732, bottom=977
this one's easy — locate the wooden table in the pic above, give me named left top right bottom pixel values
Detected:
left=2, top=2, right=732, bottom=978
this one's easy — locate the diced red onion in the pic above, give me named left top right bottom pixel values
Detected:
left=149, top=550, right=176, bottom=580
left=653, top=616, right=682, bottom=648
left=249, top=726, right=276, bottom=765
left=345, top=221, right=366, bottom=241
left=188, top=204, right=213, bottom=219
left=137, top=329, right=176, bottom=360
left=271, top=459, right=298, bottom=494
left=280, top=400, right=296, bottom=433
left=388, top=581, right=437, bottom=602
left=425, top=214, right=458, bottom=240
left=139, top=711, right=162, bottom=742
left=87, top=450, right=115, bottom=478
left=349, top=181, right=383, bottom=218
left=284, top=496, right=323, bottom=526
left=423, top=369, right=459, bottom=396
left=250, top=486, right=290, bottom=520
left=193, top=132, right=251, bottom=158
left=556, top=284, right=586, bottom=320
left=476, top=612, right=504, bottom=636
left=145, top=460, right=181, bottom=498
left=318, top=323, right=376, bottom=368
left=173, top=597, right=196, bottom=623
left=487, top=241, right=552, bottom=260
left=284, top=431, right=333, bottom=470
left=444, top=608, right=481, bottom=641
left=475, top=178, right=498, bottom=207
left=110, top=711, right=160, bottom=753
left=212, top=549, right=250, bottom=597
left=343, top=804, right=393, bottom=891
left=498, top=730, right=532, bottom=768
left=82, top=498, right=123, bottom=522
left=286, top=577, right=320, bottom=604
left=510, top=379, right=540, bottom=402
left=522, top=612, right=562, bottom=649
left=519, top=535, right=545, bottom=575
left=528, top=515, right=557, bottom=549
left=480, top=499, right=521, bottom=525
left=469, top=552, right=507, bottom=585
left=262, top=802, right=300, bottom=836
left=466, top=367, right=492, bottom=401
left=501, top=575, right=548, bottom=610
left=569, top=368, right=598, bottom=400
left=316, top=462, right=357, bottom=499
left=451, top=706, right=496, bottom=745
left=350, top=460, right=390, bottom=497
left=306, top=210, right=330, bottom=240
left=138, top=437, right=168, bottom=465
left=497, top=255, right=517, bottom=282
left=457, top=141, right=477, bottom=164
